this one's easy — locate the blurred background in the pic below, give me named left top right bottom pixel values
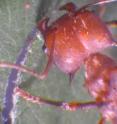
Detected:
left=0, top=0, right=116, bottom=124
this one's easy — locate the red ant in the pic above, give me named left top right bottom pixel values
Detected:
left=1, top=0, right=117, bottom=124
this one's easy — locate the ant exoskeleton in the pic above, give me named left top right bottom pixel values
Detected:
left=1, top=0, right=117, bottom=124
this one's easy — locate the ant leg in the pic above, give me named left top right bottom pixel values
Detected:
left=37, top=19, right=56, bottom=79
left=105, top=20, right=117, bottom=28
left=79, top=0, right=117, bottom=11
left=0, top=47, right=53, bottom=80
left=59, top=2, right=77, bottom=13
left=0, top=30, right=56, bottom=80
left=38, top=29, right=56, bottom=79
left=14, top=87, right=106, bottom=111
left=38, top=53, right=53, bottom=79
left=0, top=62, right=46, bottom=80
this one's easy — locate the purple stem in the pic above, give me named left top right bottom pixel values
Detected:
left=2, top=27, right=39, bottom=124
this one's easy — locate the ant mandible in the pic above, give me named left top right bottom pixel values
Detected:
left=0, top=0, right=117, bottom=124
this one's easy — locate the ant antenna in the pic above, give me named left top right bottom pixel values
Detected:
left=80, top=0, right=117, bottom=11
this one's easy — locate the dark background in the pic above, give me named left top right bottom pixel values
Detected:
left=0, top=0, right=116, bottom=123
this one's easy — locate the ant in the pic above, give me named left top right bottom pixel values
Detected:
left=1, top=0, right=117, bottom=124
